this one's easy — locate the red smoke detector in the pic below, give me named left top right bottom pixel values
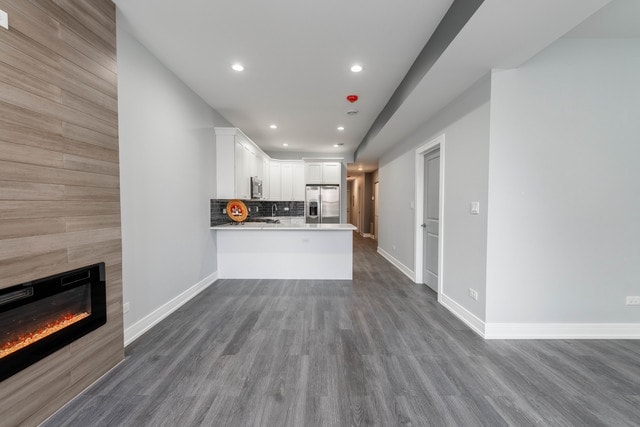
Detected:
left=346, top=94, right=359, bottom=103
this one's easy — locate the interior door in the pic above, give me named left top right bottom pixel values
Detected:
left=422, top=150, right=440, bottom=291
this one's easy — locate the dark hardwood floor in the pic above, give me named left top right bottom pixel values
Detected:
left=44, top=233, right=640, bottom=426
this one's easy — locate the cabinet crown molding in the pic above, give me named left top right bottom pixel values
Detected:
left=302, top=157, right=344, bottom=162
left=214, top=127, right=245, bottom=136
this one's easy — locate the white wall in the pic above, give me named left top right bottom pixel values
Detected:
left=117, top=15, right=231, bottom=339
left=378, top=76, right=491, bottom=320
left=487, top=38, right=640, bottom=324
left=378, top=152, right=415, bottom=270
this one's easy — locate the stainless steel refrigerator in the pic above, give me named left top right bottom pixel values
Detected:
left=305, top=185, right=340, bottom=224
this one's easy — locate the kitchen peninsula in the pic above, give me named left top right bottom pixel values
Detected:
left=212, top=222, right=356, bottom=280
left=211, top=126, right=354, bottom=279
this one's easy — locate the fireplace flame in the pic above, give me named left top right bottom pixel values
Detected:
left=0, top=312, right=90, bottom=359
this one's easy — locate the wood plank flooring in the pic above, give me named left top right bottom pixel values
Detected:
left=44, top=234, right=640, bottom=426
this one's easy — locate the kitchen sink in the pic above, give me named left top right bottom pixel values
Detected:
left=246, top=218, right=280, bottom=224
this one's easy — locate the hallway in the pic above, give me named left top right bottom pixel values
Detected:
left=45, top=233, right=640, bottom=426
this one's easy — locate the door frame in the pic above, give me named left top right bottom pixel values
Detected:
left=414, top=134, right=445, bottom=296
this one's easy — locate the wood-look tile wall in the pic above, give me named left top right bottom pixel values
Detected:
left=0, top=1, right=123, bottom=424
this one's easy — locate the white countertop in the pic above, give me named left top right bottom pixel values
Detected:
left=211, top=222, right=356, bottom=231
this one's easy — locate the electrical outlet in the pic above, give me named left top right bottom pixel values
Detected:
left=626, top=296, right=640, bottom=306
left=392, top=245, right=396, bottom=251
left=123, top=302, right=130, bottom=314
left=0, top=9, right=8, bottom=30
left=469, top=288, right=478, bottom=301
left=222, top=208, right=226, bottom=214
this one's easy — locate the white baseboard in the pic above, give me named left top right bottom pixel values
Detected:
left=484, top=322, right=640, bottom=339
left=124, top=271, right=218, bottom=346
left=377, top=247, right=415, bottom=282
left=435, top=294, right=640, bottom=339
left=438, top=293, right=486, bottom=337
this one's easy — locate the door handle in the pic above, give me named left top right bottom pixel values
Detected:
left=420, top=223, right=426, bottom=228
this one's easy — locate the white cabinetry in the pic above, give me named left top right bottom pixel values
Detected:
left=234, top=142, right=249, bottom=199
left=305, top=163, right=323, bottom=184
left=269, top=161, right=281, bottom=200
left=293, top=162, right=305, bottom=201
left=262, top=157, right=270, bottom=199
left=215, top=128, right=319, bottom=201
left=322, top=162, right=340, bottom=184
left=215, top=127, right=268, bottom=199
left=268, top=160, right=304, bottom=201
left=280, top=162, right=293, bottom=200
left=305, top=161, right=341, bottom=185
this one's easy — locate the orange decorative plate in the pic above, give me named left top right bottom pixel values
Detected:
left=226, top=199, right=248, bottom=222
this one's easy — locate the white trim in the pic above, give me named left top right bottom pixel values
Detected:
left=439, top=293, right=486, bottom=337
left=124, top=271, right=218, bottom=346
left=484, top=323, right=640, bottom=339
left=377, top=247, right=415, bottom=282
left=414, top=134, right=445, bottom=297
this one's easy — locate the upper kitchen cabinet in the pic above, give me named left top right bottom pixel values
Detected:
left=215, top=127, right=305, bottom=201
left=268, top=160, right=281, bottom=200
left=214, top=127, right=267, bottom=199
left=305, top=163, right=322, bottom=183
left=305, top=161, right=341, bottom=185
left=293, top=162, right=305, bottom=200
left=269, top=160, right=304, bottom=201
left=281, top=162, right=293, bottom=200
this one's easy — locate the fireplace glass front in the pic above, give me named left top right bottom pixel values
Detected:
left=0, top=263, right=106, bottom=382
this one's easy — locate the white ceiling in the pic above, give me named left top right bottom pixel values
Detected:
left=115, top=0, right=636, bottom=170
left=114, top=0, right=453, bottom=158
left=564, top=0, right=640, bottom=38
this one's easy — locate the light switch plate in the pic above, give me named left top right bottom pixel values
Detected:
left=0, top=9, right=8, bottom=30
left=470, top=201, right=480, bottom=215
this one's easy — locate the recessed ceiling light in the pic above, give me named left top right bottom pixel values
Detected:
left=231, top=63, right=244, bottom=72
left=269, top=124, right=278, bottom=129
left=282, top=143, right=289, bottom=147
left=358, top=166, right=363, bottom=171
left=350, top=64, right=363, bottom=73
left=337, top=126, right=345, bottom=131
left=333, top=144, right=339, bottom=148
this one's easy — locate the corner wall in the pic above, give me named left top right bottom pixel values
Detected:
left=116, top=14, right=231, bottom=344
left=378, top=75, right=491, bottom=321
left=486, top=38, right=640, bottom=329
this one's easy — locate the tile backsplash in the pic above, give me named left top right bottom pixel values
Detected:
left=211, top=199, right=305, bottom=226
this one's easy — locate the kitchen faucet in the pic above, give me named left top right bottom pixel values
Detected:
left=272, top=204, right=277, bottom=217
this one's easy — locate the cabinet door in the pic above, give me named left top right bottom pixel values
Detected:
left=281, top=162, right=293, bottom=201
left=269, top=161, right=281, bottom=200
left=246, top=146, right=257, bottom=179
left=305, top=163, right=323, bottom=184
left=234, top=142, right=250, bottom=199
left=322, top=162, right=341, bottom=184
left=262, top=157, right=269, bottom=199
left=293, top=162, right=305, bottom=201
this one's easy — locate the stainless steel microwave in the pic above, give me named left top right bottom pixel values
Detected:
left=250, top=177, right=262, bottom=199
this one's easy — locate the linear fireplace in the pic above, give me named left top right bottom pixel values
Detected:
left=0, top=263, right=107, bottom=382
